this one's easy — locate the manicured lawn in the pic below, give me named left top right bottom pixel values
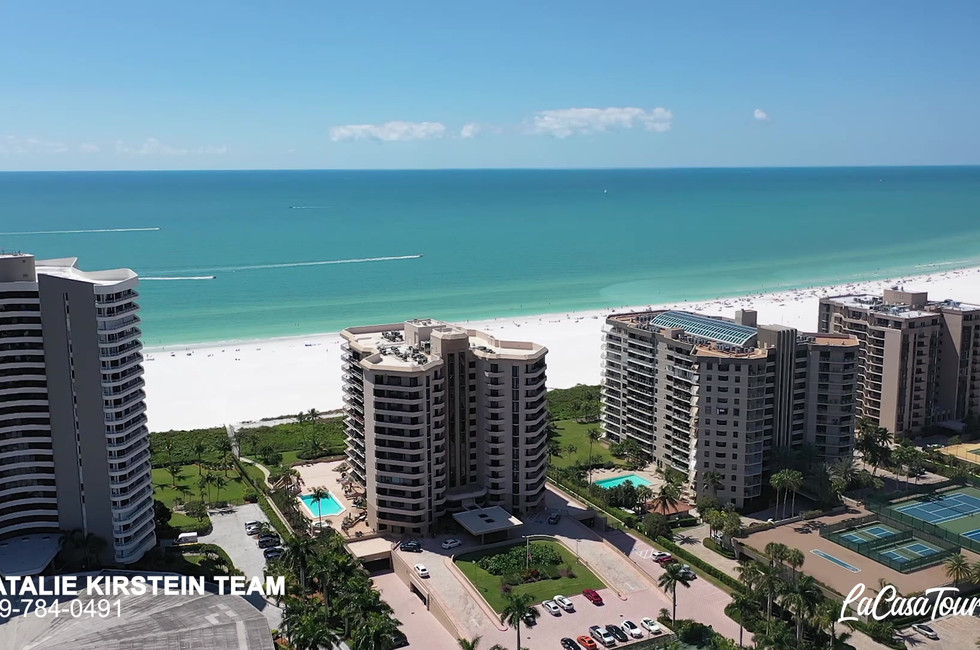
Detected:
left=280, top=450, right=302, bottom=467
left=242, top=463, right=267, bottom=485
left=550, top=420, right=623, bottom=469
left=168, top=511, right=202, bottom=529
left=454, top=540, right=605, bottom=612
left=153, top=464, right=251, bottom=506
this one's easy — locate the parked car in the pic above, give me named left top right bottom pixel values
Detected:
left=560, top=638, right=582, bottom=650
left=413, top=564, right=429, bottom=578
left=641, top=617, right=662, bottom=634
left=548, top=512, right=562, bottom=524
left=621, top=620, right=643, bottom=639
left=649, top=551, right=671, bottom=560
left=582, top=589, right=604, bottom=605
left=605, top=624, right=628, bottom=643
left=542, top=600, right=562, bottom=616
left=912, top=624, right=938, bottom=640
left=258, top=537, right=280, bottom=549
left=554, top=594, right=575, bottom=612
left=679, top=564, right=697, bottom=580
left=400, top=541, right=422, bottom=552
left=588, top=625, right=617, bottom=648
left=257, top=532, right=279, bottom=542
left=441, top=538, right=462, bottom=549
left=244, top=520, right=260, bottom=529
left=263, top=546, right=284, bottom=560
left=655, top=556, right=678, bottom=566
left=522, top=609, right=538, bottom=626
left=576, top=636, right=598, bottom=650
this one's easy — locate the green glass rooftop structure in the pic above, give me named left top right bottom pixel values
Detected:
left=649, top=310, right=758, bottom=346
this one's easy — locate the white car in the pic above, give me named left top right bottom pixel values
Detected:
left=553, top=594, right=575, bottom=612
left=641, top=617, right=662, bottom=634
left=650, top=550, right=671, bottom=561
left=912, top=624, right=938, bottom=640
left=542, top=600, right=561, bottom=616
left=621, top=620, right=643, bottom=639
left=441, top=538, right=462, bottom=549
left=414, top=564, right=429, bottom=578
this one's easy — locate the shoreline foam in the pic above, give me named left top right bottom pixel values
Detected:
left=143, top=265, right=980, bottom=432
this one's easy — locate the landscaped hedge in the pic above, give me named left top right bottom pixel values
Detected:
left=703, top=537, right=736, bottom=559
left=476, top=543, right=562, bottom=575
left=655, top=536, right=745, bottom=593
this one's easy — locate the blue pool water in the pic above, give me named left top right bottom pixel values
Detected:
left=594, top=474, right=653, bottom=489
left=811, top=549, right=861, bottom=573
left=300, top=492, right=345, bottom=517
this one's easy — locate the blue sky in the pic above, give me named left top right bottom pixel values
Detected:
left=1, top=1, right=978, bottom=170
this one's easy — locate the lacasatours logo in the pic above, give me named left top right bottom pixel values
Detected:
left=840, top=583, right=980, bottom=622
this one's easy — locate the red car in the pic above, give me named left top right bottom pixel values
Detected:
left=656, top=556, right=678, bottom=566
left=577, top=635, right=598, bottom=650
left=582, top=588, right=604, bottom=605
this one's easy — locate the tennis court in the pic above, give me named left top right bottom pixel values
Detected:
left=839, top=523, right=899, bottom=544
left=876, top=540, right=941, bottom=563
left=894, top=490, right=980, bottom=526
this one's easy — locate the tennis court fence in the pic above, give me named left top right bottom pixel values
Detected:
left=868, top=499, right=980, bottom=556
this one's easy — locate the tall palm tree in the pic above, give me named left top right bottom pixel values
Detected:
left=945, top=553, right=972, bottom=587
left=283, top=535, right=317, bottom=594
left=193, top=440, right=207, bottom=470
left=197, top=473, right=210, bottom=504
left=781, top=574, right=821, bottom=642
left=658, top=561, right=692, bottom=621
left=500, top=592, right=537, bottom=650
left=213, top=474, right=228, bottom=503
left=784, top=470, right=804, bottom=518
left=755, top=619, right=794, bottom=650
left=769, top=471, right=788, bottom=519
left=785, top=548, right=805, bottom=580
left=350, top=607, right=401, bottom=650
left=756, top=563, right=786, bottom=628
left=816, top=598, right=852, bottom=650
left=654, top=482, right=681, bottom=516
left=764, top=542, right=789, bottom=567
left=702, top=471, right=724, bottom=497
left=587, top=427, right=602, bottom=483
left=735, top=559, right=762, bottom=594
left=311, top=486, right=330, bottom=530
left=281, top=597, right=342, bottom=650
left=730, top=590, right=759, bottom=648
left=166, top=460, right=183, bottom=488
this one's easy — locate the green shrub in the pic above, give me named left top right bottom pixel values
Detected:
left=476, top=543, right=563, bottom=575
left=703, top=538, right=736, bottom=559
left=546, top=385, right=600, bottom=420
left=802, top=509, right=824, bottom=520
left=243, top=488, right=259, bottom=503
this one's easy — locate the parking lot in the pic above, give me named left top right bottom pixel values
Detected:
left=200, top=503, right=283, bottom=629
left=899, top=615, right=980, bottom=649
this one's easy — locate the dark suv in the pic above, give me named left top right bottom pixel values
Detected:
left=606, top=624, right=628, bottom=643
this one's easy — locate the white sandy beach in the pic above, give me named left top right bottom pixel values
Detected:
left=143, top=266, right=980, bottom=432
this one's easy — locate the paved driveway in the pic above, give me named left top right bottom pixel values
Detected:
left=200, top=504, right=283, bottom=629
left=898, top=615, right=980, bottom=650
left=372, top=572, right=458, bottom=650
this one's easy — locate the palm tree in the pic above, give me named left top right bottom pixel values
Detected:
left=307, top=407, right=320, bottom=422
left=735, top=559, right=762, bottom=594
left=654, top=482, right=681, bottom=516
left=658, top=561, right=692, bottom=621
left=457, top=636, right=483, bottom=650
left=945, top=553, right=972, bottom=587
left=281, top=597, right=342, bottom=650
left=350, top=607, right=401, bottom=650
left=764, top=541, right=789, bottom=567
left=781, top=574, right=821, bottom=642
left=283, top=535, right=317, bottom=594
left=784, top=470, right=804, bottom=518
left=311, top=486, right=330, bottom=530
left=730, top=590, right=759, bottom=648
left=757, top=563, right=786, bottom=628
left=816, top=599, right=852, bottom=649
left=193, top=440, right=207, bottom=470
left=197, top=473, right=210, bottom=503
left=500, top=592, right=536, bottom=650
left=785, top=548, right=805, bottom=580
left=166, top=460, right=183, bottom=488
left=769, top=470, right=789, bottom=519
left=755, top=619, right=794, bottom=650
left=587, top=427, right=602, bottom=483
left=702, top=471, right=724, bottom=497
left=213, top=474, right=228, bottom=503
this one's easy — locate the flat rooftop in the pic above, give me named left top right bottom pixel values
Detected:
left=825, top=293, right=980, bottom=317
left=2, top=571, right=272, bottom=650
left=453, top=506, right=524, bottom=536
left=0, top=533, right=62, bottom=576
left=343, top=319, right=546, bottom=370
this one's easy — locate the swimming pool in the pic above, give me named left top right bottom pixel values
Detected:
left=811, top=549, right=861, bottom=573
left=594, top=474, right=653, bottom=489
left=300, top=492, right=345, bottom=518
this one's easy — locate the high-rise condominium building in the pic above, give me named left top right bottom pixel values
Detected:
left=341, top=319, right=548, bottom=536
left=602, top=309, right=859, bottom=509
left=818, top=288, right=980, bottom=435
left=0, top=254, right=154, bottom=574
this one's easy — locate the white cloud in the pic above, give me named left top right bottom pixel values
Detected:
left=115, top=137, right=226, bottom=156
left=329, top=121, right=447, bottom=142
left=459, top=123, right=481, bottom=139
left=525, top=107, right=673, bottom=138
left=78, top=143, right=100, bottom=153
left=0, top=135, right=70, bottom=155
left=754, top=108, right=771, bottom=122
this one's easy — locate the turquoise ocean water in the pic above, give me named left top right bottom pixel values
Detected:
left=1, top=167, right=979, bottom=347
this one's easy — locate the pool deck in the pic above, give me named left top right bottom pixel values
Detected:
left=293, top=459, right=372, bottom=538
left=742, top=505, right=979, bottom=596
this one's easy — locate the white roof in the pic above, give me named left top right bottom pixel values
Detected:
left=452, top=506, right=524, bottom=535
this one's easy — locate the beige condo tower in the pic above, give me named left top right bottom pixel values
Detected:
left=341, top=319, right=548, bottom=536
left=601, top=309, right=859, bottom=509
left=818, top=288, right=980, bottom=435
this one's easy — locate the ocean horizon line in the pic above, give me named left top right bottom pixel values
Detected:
left=3, top=163, right=980, bottom=174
